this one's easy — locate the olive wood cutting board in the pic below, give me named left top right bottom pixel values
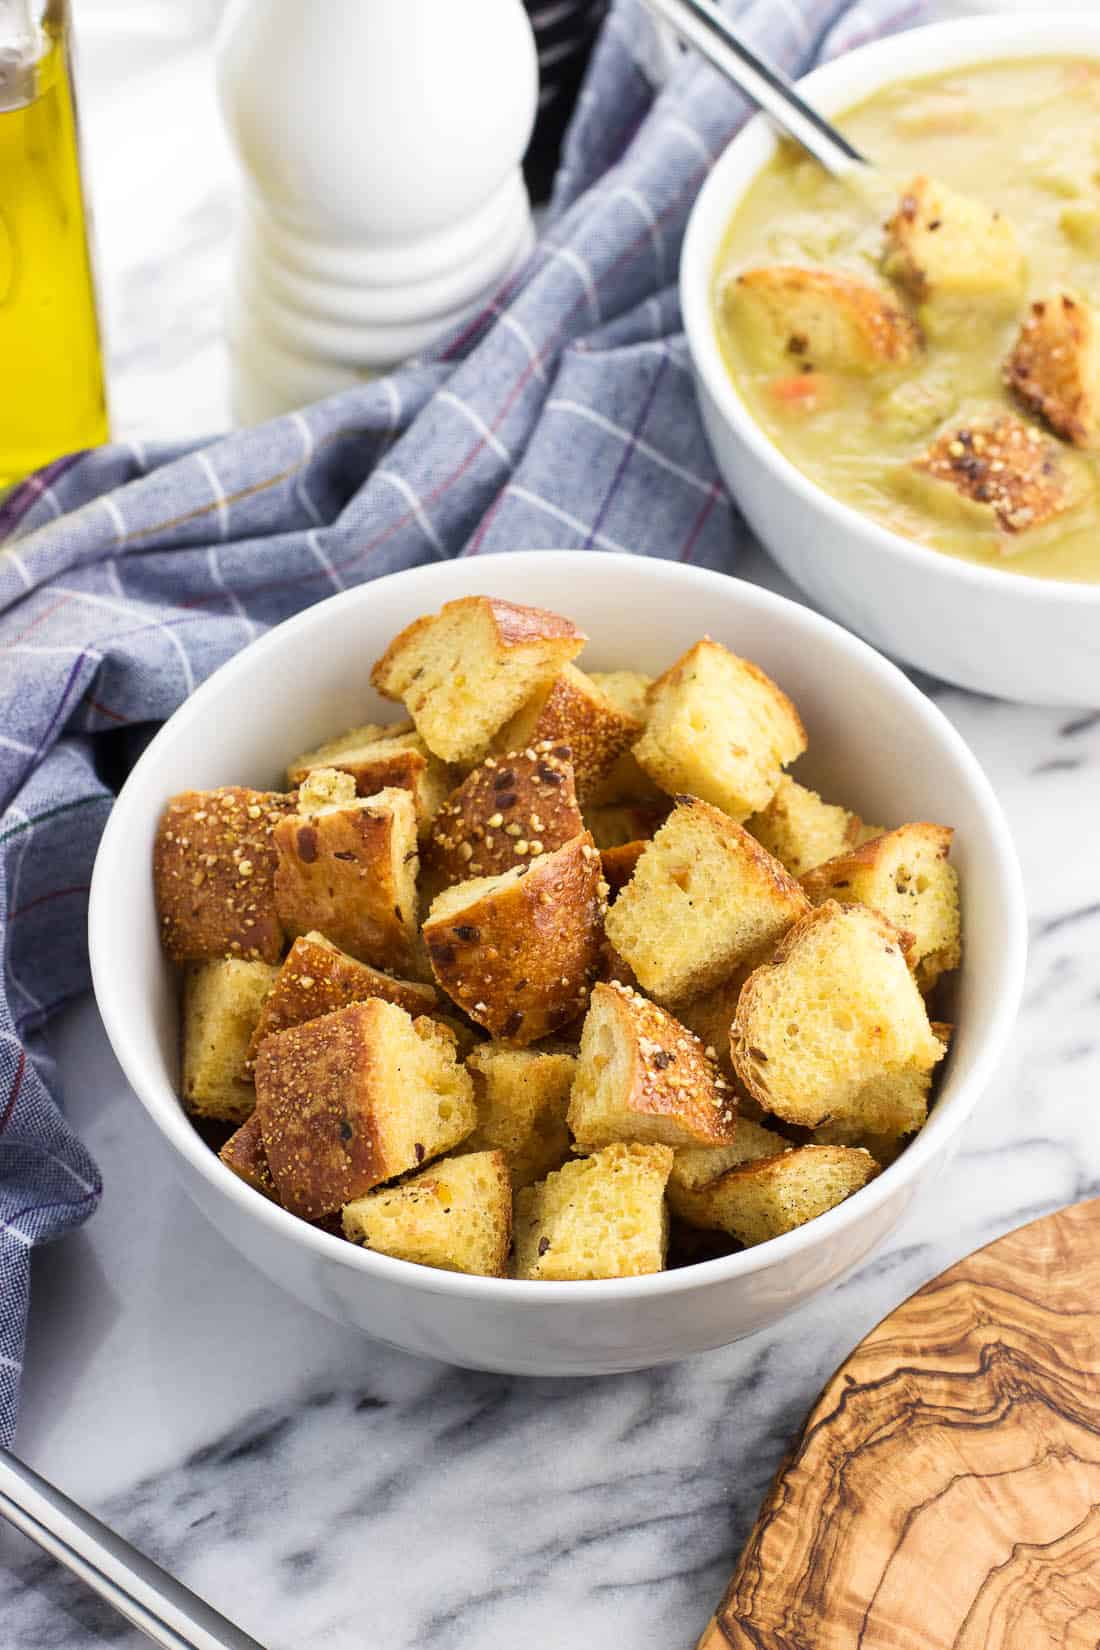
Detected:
left=698, top=1198, right=1100, bottom=1649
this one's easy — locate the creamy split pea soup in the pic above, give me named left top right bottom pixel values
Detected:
left=714, top=58, right=1100, bottom=582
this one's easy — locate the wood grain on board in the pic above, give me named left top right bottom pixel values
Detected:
left=699, top=1198, right=1100, bottom=1650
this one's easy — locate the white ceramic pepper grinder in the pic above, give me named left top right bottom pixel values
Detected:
left=217, top=0, right=539, bottom=424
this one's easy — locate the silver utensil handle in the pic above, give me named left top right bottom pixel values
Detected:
left=643, top=0, right=868, bottom=176
left=0, top=1448, right=267, bottom=1650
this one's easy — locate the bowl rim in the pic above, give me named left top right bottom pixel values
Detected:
left=89, top=552, right=1028, bottom=1304
left=679, top=11, right=1100, bottom=607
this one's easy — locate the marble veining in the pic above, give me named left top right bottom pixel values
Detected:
left=3, top=3, right=1100, bottom=1647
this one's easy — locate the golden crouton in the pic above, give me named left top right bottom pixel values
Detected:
left=460, top=1044, right=576, bottom=1188
left=883, top=175, right=1023, bottom=302
left=669, top=1140, right=877, bottom=1247
left=605, top=798, right=808, bottom=1004
left=254, top=1000, right=476, bottom=1220
left=154, top=787, right=296, bottom=964
left=633, top=639, right=806, bottom=822
left=584, top=799, right=670, bottom=850
left=672, top=966, right=756, bottom=1084
left=586, top=670, right=667, bottom=809
left=588, top=670, right=651, bottom=723
left=495, top=664, right=641, bottom=804
left=1004, top=292, right=1100, bottom=447
left=746, top=775, right=882, bottom=878
left=669, top=1117, right=791, bottom=1197
left=342, top=1150, right=512, bottom=1276
left=423, top=743, right=583, bottom=889
left=423, top=833, right=604, bottom=1045
left=812, top=1020, right=953, bottom=1157
left=370, top=595, right=586, bottom=764
left=273, top=786, right=419, bottom=972
left=731, top=901, right=947, bottom=1133
left=728, top=265, right=920, bottom=372
left=287, top=721, right=454, bottom=838
left=246, top=931, right=437, bottom=1070
left=219, top=1112, right=278, bottom=1200
left=801, top=823, right=961, bottom=992
left=600, top=839, right=647, bottom=901
left=181, top=957, right=279, bottom=1122
left=568, top=981, right=738, bottom=1151
left=911, top=414, right=1088, bottom=535
left=513, top=1141, right=673, bottom=1281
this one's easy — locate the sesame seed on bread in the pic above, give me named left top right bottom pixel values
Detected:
left=495, top=664, right=642, bottom=804
left=423, top=743, right=583, bottom=889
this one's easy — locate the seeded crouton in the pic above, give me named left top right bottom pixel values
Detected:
left=911, top=414, right=1089, bottom=536
left=513, top=1141, right=673, bottom=1281
left=460, top=1044, right=576, bottom=1188
left=370, top=596, right=586, bottom=764
left=633, top=640, right=806, bottom=822
left=495, top=665, right=642, bottom=804
left=342, top=1150, right=512, bottom=1276
left=155, top=788, right=295, bottom=964
left=585, top=799, right=670, bottom=850
left=254, top=1000, right=476, bottom=1220
left=801, top=823, right=961, bottom=992
left=273, top=785, right=419, bottom=972
left=605, top=798, right=808, bottom=1004
left=219, top=1112, right=278, bottom=1200
left=883, top=175, right=1023, bottom=302
left=746, top=776, right=882, bottom=878
left=246, top=932, right=437, bottom=1070
left=1004, top=292, right=1100, bottom=447
left=670, top=1140, right=877, bottom=1247
left=423, top=743, right=582, bottom=889
left=568, top=981, right=738, bottom=1151
left=423, top=833, right=605, bottom=1045
left=287, top=720, right=454, bottom=838
left=728, top=266, right=920, bottom=372
left=181, top=958, right=279, bottom=1122
left=731, top=901, right=947, bottom=1133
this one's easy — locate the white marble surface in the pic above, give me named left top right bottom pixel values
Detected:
left=4, top=4, right=1100, bottom=1647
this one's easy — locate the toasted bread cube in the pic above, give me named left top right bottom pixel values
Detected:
left=634, top=640, right=806, bottom=822
left=568, top=981, right=738, bottom=1151
left=495, top=665, right=641, bottom=804
left=586, top=670, right=667, bottom=809
left=423, top=833, right=604, bottom=1045
left=728, top=266, right=920, bottom=372
left=883, top=175, right=1023, bottom=302
left=911, top=414, right=1089, bottom=536
left=154, top=788, right=295, bottom=964
left=181, top=958, right=279, bottom=1122
left=801, top=823, right=961, bottom=992
left=423, top=743, right=583, bottom=889
left=731, top=902, right=947, bottom=1132
left=460, top=1045, right=576, bottom=1188
left=605, top=798, right=808, bottom=1003
left=1004, top=292, right=1100, bottom=447
left=254, top=1000, right=476, bottom=1220
left=588, top=670, right=651, bottom=723
left=600, top=840, right=647, bottom=902
left=342, top=1150, right=512, bottom=1276
left=296, top=767, right=357, bottom=813
left=273, top=786, right=419, bottom=971
left=246, top=932, right=437, bottom=1070
left=287, top=721, right=453, bottom=838
left=513, top=1142, right=673, bottom=1281
left=669, top=1117, right=791, bottom=1197
left=584, top=799, right=670, bottom=850
left=218, top=1112, right=278, bottom=1200
left=370, top=596, right=586, bottom=764
left=812, top=1020, right=952, bottom=1157
left=669, top=1142, right=876, bottom=1247
left=746, top=776, right=882, bottom=878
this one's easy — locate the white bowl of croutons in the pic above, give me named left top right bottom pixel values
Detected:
left=681, top=14, right=1100, bottom=706
left=89, top=553, right=1025, bottom=1375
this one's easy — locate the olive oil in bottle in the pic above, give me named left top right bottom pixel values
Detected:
left=0, top=1, right=108, bottom=488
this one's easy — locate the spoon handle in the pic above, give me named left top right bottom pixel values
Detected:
left=643, top=0, right=868, bottom=176
left=0, top=1447, right=266, bottom=1650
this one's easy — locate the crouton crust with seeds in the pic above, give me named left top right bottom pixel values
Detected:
left=287, top=720, right=454, bottom=837
left=423, top=832, right=605, bottom=1045
left=181, top=957, right=279, bottom=1123
left=746, top=775, right=882, bottom=878
left=568, top=981, right=739, bottom=1151
left=728, top=266, right=920, bottom=372
left=513, top=1141, right=673, bottom=1281
left=423, top=743, right=583, bottom=888
left=883, top=174, right=1023, bottom=302
left=219, top=1112, right=278, bottom=1201
left=1004, top=291, right=1100, bottom=448
left=912, top=414, right=1088, bottom=535
left=342, top=1150, right=512, bottom=1276
left=155, top=787, right=295, bottom=964
left=495, top=664, right=642, bottom=803
left=460, top=1044, right=576, bottom=1188
left=370, top=596, right=586, bottom=764
left=669, top=1142, right=877, bottom=1247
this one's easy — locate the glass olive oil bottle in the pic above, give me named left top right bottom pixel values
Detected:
left=0, top=0, right=107, bottom=489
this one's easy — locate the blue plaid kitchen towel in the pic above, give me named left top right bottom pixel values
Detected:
left=0, top=0, right=953, bottom=1439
